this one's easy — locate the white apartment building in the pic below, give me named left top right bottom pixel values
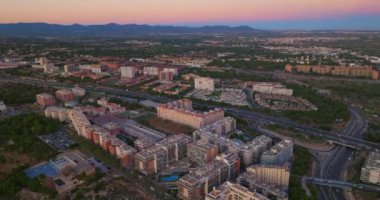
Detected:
left=120, top=66, right=138, bottom=78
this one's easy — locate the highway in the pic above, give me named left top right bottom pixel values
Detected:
left=1, top=76, right=379, bottom=153
left=316, top=107, right=367, bottom=200
left=299, top=176, right=380, bottom=193
left=1, top=75, right=378, bottom=199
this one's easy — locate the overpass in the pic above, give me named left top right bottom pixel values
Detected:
left=2, top=76, right=380, bottom=152
left=299, top=176, right=380, bottom=193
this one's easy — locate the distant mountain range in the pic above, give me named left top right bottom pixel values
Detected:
left=0, top=23, right=259, bottom=37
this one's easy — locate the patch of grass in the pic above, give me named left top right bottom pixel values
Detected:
left=284, top=84, right=349, bottom=127
left=0, top=83, right=51, bottom=106
left=0, top=113, right=60, bottom=160
left=292, top=146, right=313, bottom=176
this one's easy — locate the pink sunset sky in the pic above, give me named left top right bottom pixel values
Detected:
left=1, top=0, right=380, bottom=25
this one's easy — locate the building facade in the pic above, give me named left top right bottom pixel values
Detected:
left=55, top=89, right=75, bottom=102
left=260, top=139, right=293, bottom=165
left=157, top=99, right=224, bottom=129
left=120, top=66, right=138, bottom=78
left=36, top=93, right=56, bottom=107
left=361, top=152, right=380, bottom=184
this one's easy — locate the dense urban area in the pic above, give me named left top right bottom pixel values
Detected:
left=1, top=29, right=380, bottom=200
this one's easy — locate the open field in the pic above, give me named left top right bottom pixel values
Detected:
left=96, top=178, right=156, bottom=200
left=0, top=152, right=36, bottom=175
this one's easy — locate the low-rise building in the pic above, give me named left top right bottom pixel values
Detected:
left=245, top=82, right=293, bottom=96
left=194, top=77, right=215, bottom=91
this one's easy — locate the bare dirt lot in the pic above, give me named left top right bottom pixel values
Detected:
left=0, top=151, right=36, bottom=174
left=96, top=178, right=156, bottom=200
left=142, top=116, right=195, bottom=135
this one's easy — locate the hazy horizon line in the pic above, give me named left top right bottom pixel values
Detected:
left=1, top=21, right=380, bottom=31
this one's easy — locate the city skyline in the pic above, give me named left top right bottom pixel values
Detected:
left=1, top=0, right=380, bottom=29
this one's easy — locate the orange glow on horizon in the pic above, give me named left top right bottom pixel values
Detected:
left=1, top=0, right=380, bottom=25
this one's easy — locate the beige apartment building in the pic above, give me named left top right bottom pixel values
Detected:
left=157, top=99, right=224, bottom=129
left=246, top=164, right=290, bottom=188
left=206, top=181, right=269, bottom=200
left=361, top=152, right=380, bottom=184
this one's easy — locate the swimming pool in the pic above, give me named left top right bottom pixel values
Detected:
left=25, top=162, right=60, bottom=179
left=159, top=175, right=179, bottom=182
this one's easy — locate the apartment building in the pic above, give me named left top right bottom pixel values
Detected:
left=360, top=152, right=380, bottom=184
left=134, top=144, right=168, bottom=175
left=245, top=164, right=290, bottom=188
left=286, top=64, right=380, bottom=80
left=177, top=160, right=230, bottom=200
left=206, top=181, right=269, bottom=200
left=45, top=106, right=69, bottom=122
left=36, top=93, right=56, bottom=107
left=238, top=135, right=272, bottom=166
left=55, top=89, right=75, bottom=102
left=187, top=140, right=219, bottom=166
left=157, top=99, right=224, bottom=129
left=202, top=117, right=237, bottom=135
left=157, top=134, right=192, bottom=163
left=260, top=139, right=293, bottom=165
left=68, top=109, right=91, bottom=137
left=215, top=152, right=241, bottom=180
left=134, top=134, right=191, bottom=175
left=120, top=66, right=138, bottom=78
left=158, top=71, right=174, bottom=81
left=143, top=66, right=160, bottom=76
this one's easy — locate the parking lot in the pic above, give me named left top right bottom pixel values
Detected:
left=39, top=131, right=76, bottom=151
